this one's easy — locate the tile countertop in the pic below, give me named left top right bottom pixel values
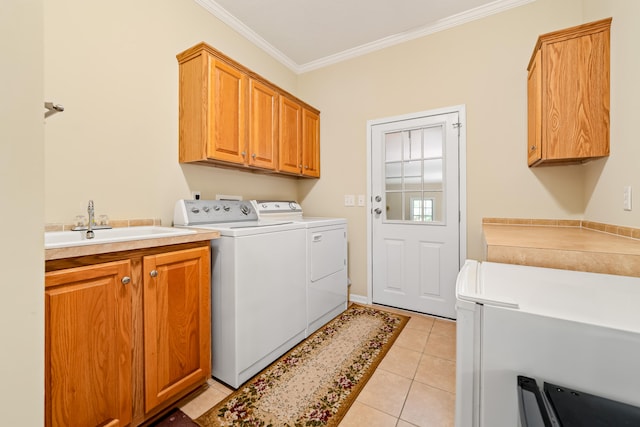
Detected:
left=45, top=228, right=220, bottom=261
left=483, top=219, right=640, bottom=277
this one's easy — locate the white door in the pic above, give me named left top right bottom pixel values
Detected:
left=369, top=108, right=464, bottom=318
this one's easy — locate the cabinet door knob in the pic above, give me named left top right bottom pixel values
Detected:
left=121, top=276, right=131, bottom=285
left=150, top=270, right=158, bottom=278
left=241, top=151, right=246, bottom=157
left=252, top=153, right=256, bottom=159
left=530, top=145, right=536, bottom=151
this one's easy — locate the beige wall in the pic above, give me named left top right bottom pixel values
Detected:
left=8, top=0, right=640, bottom=416
left=298, top=0, right=639, bottom=298
left=42, top=0, right=640, bottom=298
left=44, top=0, right=302, bottom=226
left=1, top=0, right=45, bottom=423
left=582, top=0, right=640, bottom=225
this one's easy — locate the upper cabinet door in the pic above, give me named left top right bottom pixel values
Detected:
left=278, top=95, right=303, bottom=174
left=248, top=79, right=278, bottom=170
left=527, top=18, right=611, bottom=166
left=302, top=108, right=320, bottom=177
left=208, top=58, right=247, bottom=164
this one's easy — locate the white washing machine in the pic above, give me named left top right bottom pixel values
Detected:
left=174, top=199, right=307, bottom=388
left=252, top=200, right=348, bottom=336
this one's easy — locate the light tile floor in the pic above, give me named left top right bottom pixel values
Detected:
left=180, top=304, right=456, bottom=427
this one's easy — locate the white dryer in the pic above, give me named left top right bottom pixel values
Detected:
left=253, top=201, right=348, bottom=335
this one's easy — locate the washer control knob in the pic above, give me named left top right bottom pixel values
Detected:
left=223, top=205, right=231, bottom=212
left=190, top=207, right=200, bottom=214
left=288, top=202, right=298, bottom=210
left=214, top=205, right=221, bottom=211
left=240, top=204, right=251, bottom=215
left=203, top=206, right=210, bottom=213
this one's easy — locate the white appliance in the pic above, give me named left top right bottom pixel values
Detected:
left=455, top=260, right=640, bottom=427
left=174, top=199, right=307, bottom=388
left=252, top=200, right=348, bottom=336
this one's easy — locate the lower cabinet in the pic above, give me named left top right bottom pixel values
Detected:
left=45, top=243, right=211, bottom=427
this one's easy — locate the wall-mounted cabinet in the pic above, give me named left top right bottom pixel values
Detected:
left=278, top=94, right=321, bottom=177
left=177, top=42, right=320, bottom=178
left=527, top=18, right=611, bottom=167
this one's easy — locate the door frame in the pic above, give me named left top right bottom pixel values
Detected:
left=365, top=105, right=467, bottom=306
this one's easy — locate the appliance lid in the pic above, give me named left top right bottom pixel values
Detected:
left=456, top=260, right=640, bottom=334
left=456, top=260, right=519, bottom=309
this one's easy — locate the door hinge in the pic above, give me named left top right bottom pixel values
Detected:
left=453, top=122, right=462, bottom=129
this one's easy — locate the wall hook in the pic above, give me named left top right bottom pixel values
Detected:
left=44, top=101, right=64, bottom=118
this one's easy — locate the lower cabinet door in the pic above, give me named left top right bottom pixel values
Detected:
left=45, top=260, right=132, bottom=427
left=143, top=246, right=211, bottom=412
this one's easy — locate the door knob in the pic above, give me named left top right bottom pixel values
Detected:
left=374, top=208, right=382, bottom=215
left=375, top=195, right=382, bottom=202
left=150, top=270, right=158, bottom=278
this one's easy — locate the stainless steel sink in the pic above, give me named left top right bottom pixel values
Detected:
left=45, top=226, right=196, bottom=249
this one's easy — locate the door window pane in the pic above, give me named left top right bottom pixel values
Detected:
left=385, top=131, right=402, bottom=162
left=383, top=124, right=445, bottom=224
left=385, top=192, right=402, bottom=220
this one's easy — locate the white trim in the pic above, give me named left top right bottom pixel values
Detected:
left=194, top=0, right=535, bottom=74
left=348, top=294, right=369, bottom=305
left=193, top=0, right=300, bottom=72
left=366, top=105, right=467, bottom=307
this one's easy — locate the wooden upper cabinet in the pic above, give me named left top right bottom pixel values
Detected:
left=45, top=260, right=132, bottom=427
left=143, top=246, right=211, bottom=413
left=177, top=42, right=320, bottom=177
left=248, top=79, right=278, bottom=170
left=302, top=108, right=320, bottom=177
left=208, top=59, right=247, bottom=164
left=178, top=50, right=246, bottom=165
left=278, top=94, right=321, bottom=177
left=278, top=95, right=303, bottom=174
left=527, top=18, right=611, bottom=166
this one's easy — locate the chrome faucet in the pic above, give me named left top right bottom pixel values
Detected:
left=86, top=200, right=95, bottom=239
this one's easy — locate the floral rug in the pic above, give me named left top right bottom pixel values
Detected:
left=195, top=304, right=409, bottom=427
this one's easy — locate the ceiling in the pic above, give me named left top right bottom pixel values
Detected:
left=194, top=0, right=535, bottom=73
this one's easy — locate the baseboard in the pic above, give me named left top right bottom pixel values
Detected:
left=349, top=294, right=369, bottom=305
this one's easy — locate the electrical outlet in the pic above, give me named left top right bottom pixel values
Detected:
left=624, top=186, right=632, bottom=211
left=344, top=195, right=355, bottom=206
left=358, top=195, right=366, bottom=206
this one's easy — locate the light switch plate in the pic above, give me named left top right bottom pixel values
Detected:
left=344, top=195, right=355, bottom=206
left=358, top=195, right=366, bottom=206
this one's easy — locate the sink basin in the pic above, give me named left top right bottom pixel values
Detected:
left=45, top=226, right=197, bottom=249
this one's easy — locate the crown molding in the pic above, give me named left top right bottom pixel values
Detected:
left=195, top=0, right=536, bottom=74
left=193, top=0, right=300, bottom=72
